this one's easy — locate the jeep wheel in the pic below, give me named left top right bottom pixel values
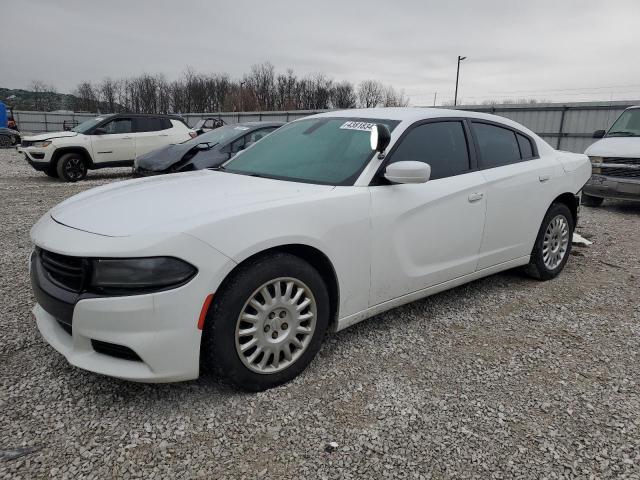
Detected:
left=56, top=153, right=87, bottom=182
left=44, top=167, right=58, bottom=178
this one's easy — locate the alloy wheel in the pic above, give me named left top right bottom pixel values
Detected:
left=64, top=157, right=85, bottom=181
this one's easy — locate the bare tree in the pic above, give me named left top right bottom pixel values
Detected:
left=99, top=78, right=118, bottom=113
left=357, top=80, right=384, bottom=108
left=331, top=81, right=357, bottom=109
left=382, top=85, right=409, bottom=107
left=30, top=80, right=58, bottom=111
left=74, top=81, right=99, bottom=112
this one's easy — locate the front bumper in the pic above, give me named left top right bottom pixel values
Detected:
left=30, top=215, right=236, bottom=383
left=584, top=174, right=640, bottom=201
left=19, top=147, right=54, bottom=171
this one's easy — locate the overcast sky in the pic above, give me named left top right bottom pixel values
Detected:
left=2, top=0, right=640, bottom=105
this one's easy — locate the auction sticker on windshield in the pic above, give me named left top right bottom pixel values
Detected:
left=340, top=121, right=375, bottom=131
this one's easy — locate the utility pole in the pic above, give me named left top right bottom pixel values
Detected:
left=240, top=81, right=246, bottom=112
left=433, top=92, right=437, bottom=106
left=454, top=55, right=466, bottom=107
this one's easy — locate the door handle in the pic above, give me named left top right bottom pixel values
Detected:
left=159, top=134, right=169, bottom=137
left=539, top=175, right=551, bottom=183
left=468, top=192, right=484, bottom=203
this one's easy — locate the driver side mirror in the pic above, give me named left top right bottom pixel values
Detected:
left=384, top=161, right=431, bottom=184
left=93, top=127, right=107, bottom=135
left=593, top=129, right=606, bottom=139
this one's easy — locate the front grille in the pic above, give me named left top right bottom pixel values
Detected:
left=39, top=249, right=87, bottom=292
left=602, top=157, right=640, bottom=179
left=91, top=340, right=142, bottom=361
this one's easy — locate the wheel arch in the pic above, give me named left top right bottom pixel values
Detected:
left=217, top=243, right=340, bottom=331
left=51, top=147, right=94, bottom=170
left=551, top=192, right=579, bottom=226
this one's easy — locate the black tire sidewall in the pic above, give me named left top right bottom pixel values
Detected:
left=531, top=203, right=574, bottom=280
left=56, top=153, right=87, bottom=182
left=202, top=252, right=330, bottom=391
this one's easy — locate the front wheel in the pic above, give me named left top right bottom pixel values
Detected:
left=56, top=153, right=87, bottom=182
left=201, top=252, right=329, bottom=391
left=524, top=203, right=574, bottom=280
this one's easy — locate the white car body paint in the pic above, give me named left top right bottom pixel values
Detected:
left=30, top=108, right=591, bottom=382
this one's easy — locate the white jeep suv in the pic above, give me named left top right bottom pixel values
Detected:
left=19, top=114, right=196, bottom=181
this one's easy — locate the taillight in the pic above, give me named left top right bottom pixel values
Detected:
left=189, top=131, right=197, bottom=139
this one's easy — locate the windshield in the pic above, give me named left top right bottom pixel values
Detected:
left=608, top=109, right=640, bottom=137
left=180, top=125, right=247, bottom=146
left=71, top=115, right=113, bottom=134
left=223, top=117, right=400, bottom=185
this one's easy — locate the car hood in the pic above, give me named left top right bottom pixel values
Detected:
left=50, top=170, right=334, bottom=237
left=24, top=131, right=78, bottom=141
left=135, top=142, right=202, bottom=171
left=585, top=137, right=640, bottom=157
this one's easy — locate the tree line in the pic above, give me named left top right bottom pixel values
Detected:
left=70, top=63, right=409, bottom=114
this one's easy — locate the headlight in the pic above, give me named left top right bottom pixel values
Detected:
left=90, top=257, right=197, bottom=294
left=589, top=156, right=603, bottom=174
left=31, top=140, right=52, bottom=148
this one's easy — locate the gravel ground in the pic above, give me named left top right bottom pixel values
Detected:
left=1, top=147, right=639, bottom=479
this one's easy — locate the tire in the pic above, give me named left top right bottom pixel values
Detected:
left=524, top=202, right=574, bottom=281
left=0, top=135, right=10, bottom=148
left=44, top=167, right=58, bottom=178
left=201, top=252, right=330, bottom=391
left=56, top=153, right=87, bottom=182
left=582, top=193, right=604, bottom=207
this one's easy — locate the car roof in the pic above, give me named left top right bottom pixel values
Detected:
left=110, top=112, right=186, bottom=120
left=309, top=107, right=542, bottom=141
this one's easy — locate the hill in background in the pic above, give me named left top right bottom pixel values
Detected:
left=0, top=87, right=81, bottom=112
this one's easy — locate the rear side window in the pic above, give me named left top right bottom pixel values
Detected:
left=135, top=117, right=166, bottom=132
left=517, top=133, right=534, bottom=160
left=161, top=118, right=173, bottom=130
left=389, top=121, right=470, bottom=180
left=472, top=122, right=521, bottom=168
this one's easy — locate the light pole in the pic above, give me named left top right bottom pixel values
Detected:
left=240, top=81, right=246, bottom=112
left=454, top=55, right=466, bottom=107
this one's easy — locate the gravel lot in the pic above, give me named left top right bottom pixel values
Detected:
left=1, top=147, right=639, bottom=479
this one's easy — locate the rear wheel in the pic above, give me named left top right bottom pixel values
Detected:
left=56, top=153, right=87, bottom=182
left=582, top=193, right=604, bottom=207
left=524, top=203, right=574, bottom=280
left=201, top=252, right=329, bottom=391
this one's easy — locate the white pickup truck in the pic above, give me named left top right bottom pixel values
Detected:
left=19, top=113, right=196, bottom=181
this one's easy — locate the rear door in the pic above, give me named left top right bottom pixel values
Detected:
left=90, top=117, right=134, bottom=164
left=369, top=120, right=488, bottom=305
left=471, top=121, right=562, bottom=269
left=133, top=117, right=171, bottom=157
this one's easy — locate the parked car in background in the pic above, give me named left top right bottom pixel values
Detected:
left=193, top=117, right=226, bottom=135
left=29, top=108, right=590, bottom=391
left=0, top=127, right=20, bottom=147
left=584, top=106, right=640, bottom=206
left=18, top=113, right=196, bottom=181
left=133, top=122, right=283, bottom=176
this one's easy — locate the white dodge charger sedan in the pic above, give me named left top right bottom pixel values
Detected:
left=30, top=108, right=591, bottom=390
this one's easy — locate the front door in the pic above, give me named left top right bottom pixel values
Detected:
left=369, top=120, right=487, bottom=306
left=90, top=117, right=135, bottom=164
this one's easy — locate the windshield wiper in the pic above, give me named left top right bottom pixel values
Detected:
left=608, top=131, right=638, bottom=136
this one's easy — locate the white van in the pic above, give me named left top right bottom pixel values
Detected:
left=583, top=106, right=640, bottom=206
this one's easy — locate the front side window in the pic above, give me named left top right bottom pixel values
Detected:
left=102, top=118, right=132, bottom=135
left=224, top=117, right=400, bottom=185
left=389, top=121, right=470, bottom=180
left=608, top=109, right=640, bottom=137
left=473, top=122, right=521, bottom=168
left=72, top=115, right=113, bottom=134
